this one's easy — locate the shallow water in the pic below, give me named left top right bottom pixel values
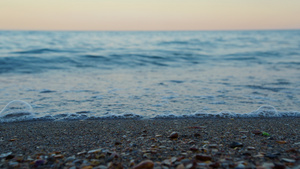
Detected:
left=0, top=30, right=300, bottom=122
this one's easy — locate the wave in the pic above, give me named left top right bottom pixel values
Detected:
left=158, top=39, right=214, bottom=47
left=152, top=105, right=300, bottom=119
left=13, top=48, right=65, bottom=54
left=1, top=101, right=299, bottom=123
left=0, top=56, right=79, bottom=74
left=0, top=52, right=208, bottom=74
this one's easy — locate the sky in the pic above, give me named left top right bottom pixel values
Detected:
left=0, top=0, right=299, bottom=31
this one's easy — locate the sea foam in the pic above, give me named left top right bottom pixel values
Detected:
left=0, top=101, right=299, bottom=123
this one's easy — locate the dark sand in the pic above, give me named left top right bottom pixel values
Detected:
left=0, top=118, right=299, bottom=168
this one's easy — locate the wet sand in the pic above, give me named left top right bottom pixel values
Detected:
left=0, top=118, right=299, bottom=168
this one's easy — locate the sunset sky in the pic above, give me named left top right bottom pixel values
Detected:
left=1, top=0, right=299, bottom=31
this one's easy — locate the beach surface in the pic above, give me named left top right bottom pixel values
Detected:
left=0, top=118, right=299, bottom=168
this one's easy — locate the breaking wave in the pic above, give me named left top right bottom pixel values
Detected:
left=0, top=101, right=299, bottom=123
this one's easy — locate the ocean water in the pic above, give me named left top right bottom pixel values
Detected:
left=0, top=30, right=300, bottom=122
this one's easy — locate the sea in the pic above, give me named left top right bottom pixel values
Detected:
left=0, top=30, right=300, bottom=122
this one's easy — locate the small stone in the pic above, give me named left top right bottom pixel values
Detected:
left=229, top=142, right=243, bottom=148
left=162, top=159, right=172, bottom=166
left=73, top=159, right=83, bottom=166
left=171, top=157, right=177, bottom=163
left=242, top=152, right=251, bottom=156
left=133, top=160, right=154, bottom=169
left=88, top=148, right=102, bottom=154
left=286, top=148, right=297, bottom=153
left=208, top=144, right=218, bottom=148
left=189, top=146, right=199, bottom=152
left=65, top=156, right=76, bottom=162
left=169, top=132, right=179, bottom=139
left=273, top=163, right=286, bottom=169
left=261, top=162, right=274, bottom=169
left=129, top=160, right=135, bottom=166
left=5, top=154, right=15, bottom=160
left=276, top=141, right=287, bottom=144
left=176, top=164, right=185, bottom=169
left=281, top=158, right=295, bottom=163
left=235, top=163, right=245, bottom=169
left=0, top=152, right=12, bottom=158
left=209, top=162, right=220, bottom=168
left=15, top=155, right=24, bottom=162
left=107, top=162, right=123, bottom=169
left=95, top=165, right=108, bottom=169
left=54, top=154, right=64, bottom=159
left=265, top=153, right=279, bottom=159
left=202, top=141, right=210, bottom=144
left=254, top=152, right=264, bottom=158
left=115, top=141, right=122, bottom=145
left=188, top=140, right=195, bottom=144
left=77, top=151, right=87, bottom=156
left=90, top=159, right=101, bottom=166
left=8, top=161, right=19, bottom=168
left=110, top=152, right=119, bottom=159
left=34, top=160, right=45, bottom=167
left=185, top=160, right=197, bottom=169
left=252, top=130, right=262, bottom=135
left=194, top=133, right=201, bottom=137
left=195, top=154, right=212, bottom=161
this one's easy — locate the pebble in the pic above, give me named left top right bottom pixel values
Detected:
left=273, top=163, right=286, bottom=169
left=281, top=158, right=296, bottom=163
left=176, top=164, right=185, bottom=169
left=65, top=155, right=76, bottom=162
left=95, top=165, right=107, bottom=169
left=162, top=159, right=172, bottom=166
left=195, top=154, right=212, bottom=161
left=229, top=142, right=243, bottom=148
left=241, top=135, right=247, bottom=139
left=0, top=152, right=12, bottom=159
left=261, top=162, right=274, bottom=169
left=209, top=162, right=220, bottom=168
left=189, top=146, right=199, bottom=152
left=8, top=161, right=19, bottom=168
left=252, top=130, right=262, bottom=135
left=133, top=160, right=154, bottom=169
left=208, top=144, right=218, bottom=148
left=169, top=132, right=179, bottom=139
left=276, top=141, right=287, bottom=144
left=247, top=146, right=255, bottom=150
left=265, top=153, right=278, bottom=159
left=88, top=148, right=102, bottom=154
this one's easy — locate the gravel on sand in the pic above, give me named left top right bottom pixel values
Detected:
left=0, top=118, right=299, bottom=168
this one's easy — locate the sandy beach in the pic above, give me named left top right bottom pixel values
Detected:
left=0, top=118, right=299, bottom=168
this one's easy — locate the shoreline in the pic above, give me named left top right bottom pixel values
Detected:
left=0, top=118, right=299, bottom=168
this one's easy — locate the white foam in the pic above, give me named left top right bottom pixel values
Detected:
left=0, top=100, right=35, bottom=122
left=249, top=105, right=279, bottom=117
left=1, top=102, right=299, bottom=123
left=153, top=105, right=300, bottom=119
left=99, top=112, right=143, bottom=119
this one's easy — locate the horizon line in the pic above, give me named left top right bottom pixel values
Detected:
left=0, top=28, right=300, bottom=32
